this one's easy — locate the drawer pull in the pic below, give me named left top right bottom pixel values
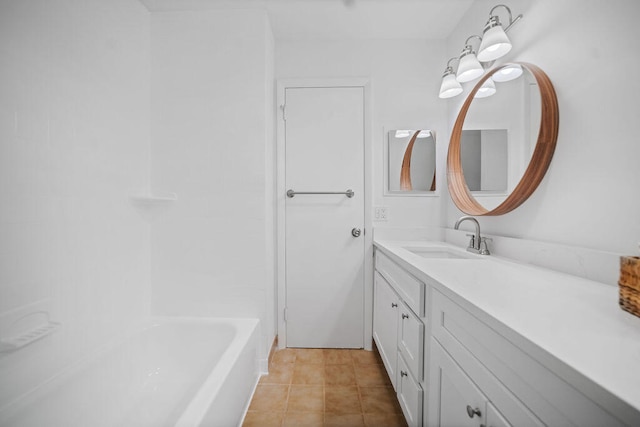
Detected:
left=466, top=405, right=482, bottom=418
left=402, top=313, right=410, bottom=319
left=400, top=370, right=408, bottom=377
left=391, top=303, right=398, bottom=308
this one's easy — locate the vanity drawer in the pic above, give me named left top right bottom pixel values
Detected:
left=397, top=353, right=423, bottom=427
left=431, top=290, right=625, bottom=427
left=375, top=251, right=425, bottom=317
left=398, top=301, right=424, bottom=382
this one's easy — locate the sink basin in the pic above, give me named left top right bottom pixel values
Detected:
left=403, top=247, right=479, bottom=260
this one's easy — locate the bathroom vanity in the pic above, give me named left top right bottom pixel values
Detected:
left=373, top=240, right=640, bottom=427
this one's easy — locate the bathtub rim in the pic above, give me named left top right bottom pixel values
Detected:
left=0, top=316, right=260, bottom=427
left=174, top=316, right=260, bottom=427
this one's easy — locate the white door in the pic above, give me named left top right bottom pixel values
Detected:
left=284, top=86, right=365, bottom=348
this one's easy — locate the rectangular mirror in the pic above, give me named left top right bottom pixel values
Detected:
left=385, top=129, right=436, bottom=196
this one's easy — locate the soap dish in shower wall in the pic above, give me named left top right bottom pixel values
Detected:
left=0, top=309, right=60, bottom=352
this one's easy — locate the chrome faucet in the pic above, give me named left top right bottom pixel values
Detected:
left=454, top=216, right=491, bottom=255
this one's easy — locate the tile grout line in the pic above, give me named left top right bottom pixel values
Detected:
left=353, top=352, right=365, bottom=418
left=324, top=355, right=329, bottom=424
left=283, top=350, right=294, bottom=426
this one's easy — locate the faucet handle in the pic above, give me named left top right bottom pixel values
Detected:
left=465, top=233, right=476, bottom=248
left=480, top=237, right=492, bottom=255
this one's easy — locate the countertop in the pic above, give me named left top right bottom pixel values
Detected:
left=374, top=239, right=640, bottom=420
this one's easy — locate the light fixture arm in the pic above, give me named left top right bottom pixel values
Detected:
left=464, top=35, right=483, bottom=51
left=488, top=4, right=523, bottom=33
left=443, top=56, right=459, bottom=75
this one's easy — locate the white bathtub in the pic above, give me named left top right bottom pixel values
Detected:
left=0, top=317, right=260, bottom=427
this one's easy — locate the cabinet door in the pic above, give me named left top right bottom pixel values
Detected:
left=398, top=302, right=424, bottom=381
left=373, top=272, right=399, bottom=389
left=486, top=402, right=511, bottom=427
left=397, top=353, right=423, bottom=427
left=431, top=341, right=486, bottom=427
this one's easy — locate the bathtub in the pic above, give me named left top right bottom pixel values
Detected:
left=0, top=317, right=260, bottom=427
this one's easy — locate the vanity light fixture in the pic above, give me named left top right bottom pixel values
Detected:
left=438, top=4, right=522, bottom=99
left=477, top=4, right=523, bottom=62
left=417, top=131, right=432, bottom=138
left=395, top=130, right=411, bottom=138
left=491, top=63, right=523, bottom=82
left=474, top=77, right=497, bottom=98
left=456, top=36, right=484, bottom=83
left=438, top=57, right=463, bottom=99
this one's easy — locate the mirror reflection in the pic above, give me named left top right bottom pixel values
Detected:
left=387, top=130, right=436, bottom=194
left=461, top=67, right=541, bottom=208
left=460, top=129, right=507, bottom=192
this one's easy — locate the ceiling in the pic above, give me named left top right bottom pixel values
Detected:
left=139, top=0, right=474, bottom=40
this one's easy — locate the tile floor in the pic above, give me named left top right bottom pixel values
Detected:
left=242, top=346, right=408, bottom=427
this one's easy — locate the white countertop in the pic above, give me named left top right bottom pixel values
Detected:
left=374, top=239, right=640, bottom=418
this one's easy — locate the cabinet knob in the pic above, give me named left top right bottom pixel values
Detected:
left=400, top=370, right=408, bottom=377
left=391, top=303, right=398, bottom=308
left=402, top=313, right=409, bottom=319
left=466, top=405, right=482, bottom=418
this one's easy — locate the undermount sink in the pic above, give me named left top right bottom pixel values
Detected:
left=402, top=246, right=480, bottom=260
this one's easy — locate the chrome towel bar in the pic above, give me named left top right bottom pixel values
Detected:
left=286, top=189, right=354, bottom=198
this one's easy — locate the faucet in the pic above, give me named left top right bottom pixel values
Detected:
left=454, top=216, right=491, bottom=255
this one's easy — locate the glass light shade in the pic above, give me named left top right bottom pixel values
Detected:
left=439, top=73, right=463, bottom=99
left=477, top=24, right=512, bottom=62
left=395, top=130, right=411, bottom=138
left=474, top=78, right=496, bottom=98
left=417, top=131, right=431, bottom=138
left=456, top=52, right=484, bottom=83
left=492, top=64, right=523, bottom=82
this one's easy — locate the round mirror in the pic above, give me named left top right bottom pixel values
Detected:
left=447, top=62, right=559, bottom=216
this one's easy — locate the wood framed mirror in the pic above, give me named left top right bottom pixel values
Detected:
left=385, top=129, right=437, bottom=196
left=447, top=62, right=559, bottom=216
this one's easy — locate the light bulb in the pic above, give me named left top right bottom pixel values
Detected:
left=474, top=78, right=496, bottom=98
left=492, top=64, right=523, bottom=82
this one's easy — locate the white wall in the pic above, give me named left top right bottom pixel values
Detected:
left=0, top=0, right=150, bottom=406
left=149, top=9, right=276, bottom=361
left=444, top=0, right=640, bottom=255
left=276, top=39, right=449, bottom=230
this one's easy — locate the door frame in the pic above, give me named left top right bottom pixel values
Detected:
left=276, top=78, right=373, bottom=350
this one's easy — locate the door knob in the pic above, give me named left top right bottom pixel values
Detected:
left=351, top=228, right=361, bottom=237
left=466, top=405, right=482, bottom=418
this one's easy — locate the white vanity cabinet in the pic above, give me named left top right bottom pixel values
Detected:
left=373, top=241, right=640, bottom=427
left=373, top=251, right=426, bottom=427
left=428, top=289, right=627, bottom=427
